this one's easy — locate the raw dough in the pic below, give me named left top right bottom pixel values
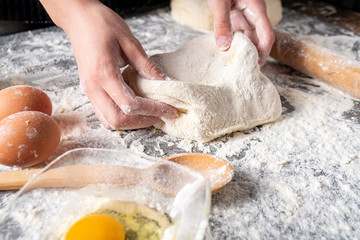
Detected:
left=124, top=32, right=282, bottom=142
left=170, top=0, right=283, bottom=30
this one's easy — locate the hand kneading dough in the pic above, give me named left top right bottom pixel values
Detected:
left=124, top=32, right=282, bottom=142
left=170, top=0, right=282, bottom=30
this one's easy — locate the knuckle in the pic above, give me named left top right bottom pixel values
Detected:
left=80, top=62, right=117, bottom=87
left=105, top=111, right=130, bottom=130
left=99, top=64, right=118, bottom=81
left=145, top=60, right=160, bottom=76
left=131, top=37, right=142, bottom=48
left=123, top=35, right=142, bottom=51
left=214, top=20, right=232, bottom=31
left=120, top=100, right=140, bottom=115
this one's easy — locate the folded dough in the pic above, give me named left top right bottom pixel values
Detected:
left=124, top=32, right=282, bottom=142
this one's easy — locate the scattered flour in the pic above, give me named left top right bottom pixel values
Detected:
left=0, top=6, right=359, bottom=239
left=300, top=34, right=360, bottom=61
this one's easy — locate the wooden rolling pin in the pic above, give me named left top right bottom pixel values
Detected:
left=270, top=29, right=360, bottom=99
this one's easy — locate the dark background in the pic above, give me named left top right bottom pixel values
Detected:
left=0, top=0, right=359, bottom=36
left=0, top=0, right=169, bottom=22
left=0, top=0, right=359, bottom=22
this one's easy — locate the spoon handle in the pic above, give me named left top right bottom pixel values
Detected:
left=0, top=169, right=40, bottom=190
left=0, top=165, right=140, bottom=191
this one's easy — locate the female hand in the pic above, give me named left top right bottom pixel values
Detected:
left=208, top=0, right=275, bottom=66
left=41, top=0, right=178, bottom=129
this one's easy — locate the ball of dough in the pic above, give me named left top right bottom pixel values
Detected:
left=265, top=0, right=283, bottom=26
left=123, top=32, right=282, bottom=142
left=171, top=0, right=283, bottom=31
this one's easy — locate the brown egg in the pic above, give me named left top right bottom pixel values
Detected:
left=0, top=85, right=52, bottom=121
left=0, top=111, right=60, bottom=167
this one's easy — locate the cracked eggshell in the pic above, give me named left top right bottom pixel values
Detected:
left=0, top=111, right=60, bottom=167
left=0, top=85, right=52, bottom=121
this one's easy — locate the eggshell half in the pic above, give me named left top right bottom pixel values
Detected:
left=0, top=85, right=52, bottom=121
left=0, top=111, right=61, bottom=167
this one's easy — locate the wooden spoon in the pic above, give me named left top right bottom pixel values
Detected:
left=0, top=153, right=233, bottom=195
left=0, top=163, right=193, bottom=197
left=165, top=153, right=233, bottom=195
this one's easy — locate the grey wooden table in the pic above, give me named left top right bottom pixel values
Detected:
left=0, top=6, right=359, bottom=239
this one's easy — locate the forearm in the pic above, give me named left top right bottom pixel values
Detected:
left=39, top=0, right=97, bottom=33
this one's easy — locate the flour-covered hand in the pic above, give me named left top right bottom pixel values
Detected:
left=40, top=0, right=178, bottom=129
left=208, top=0, right=274, bottom=66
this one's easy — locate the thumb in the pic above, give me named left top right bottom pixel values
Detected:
left=209, top=0, right=233, bottom=50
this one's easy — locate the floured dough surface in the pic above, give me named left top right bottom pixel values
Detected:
left=124, top=32, right=282, bottom=142
left=171, top=0, right=283, bottom=30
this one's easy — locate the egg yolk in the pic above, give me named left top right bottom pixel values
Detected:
left=65, top=214, right=125, bottom=240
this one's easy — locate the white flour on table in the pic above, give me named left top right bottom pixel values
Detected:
left=0, top=7, right=360, bottom=239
